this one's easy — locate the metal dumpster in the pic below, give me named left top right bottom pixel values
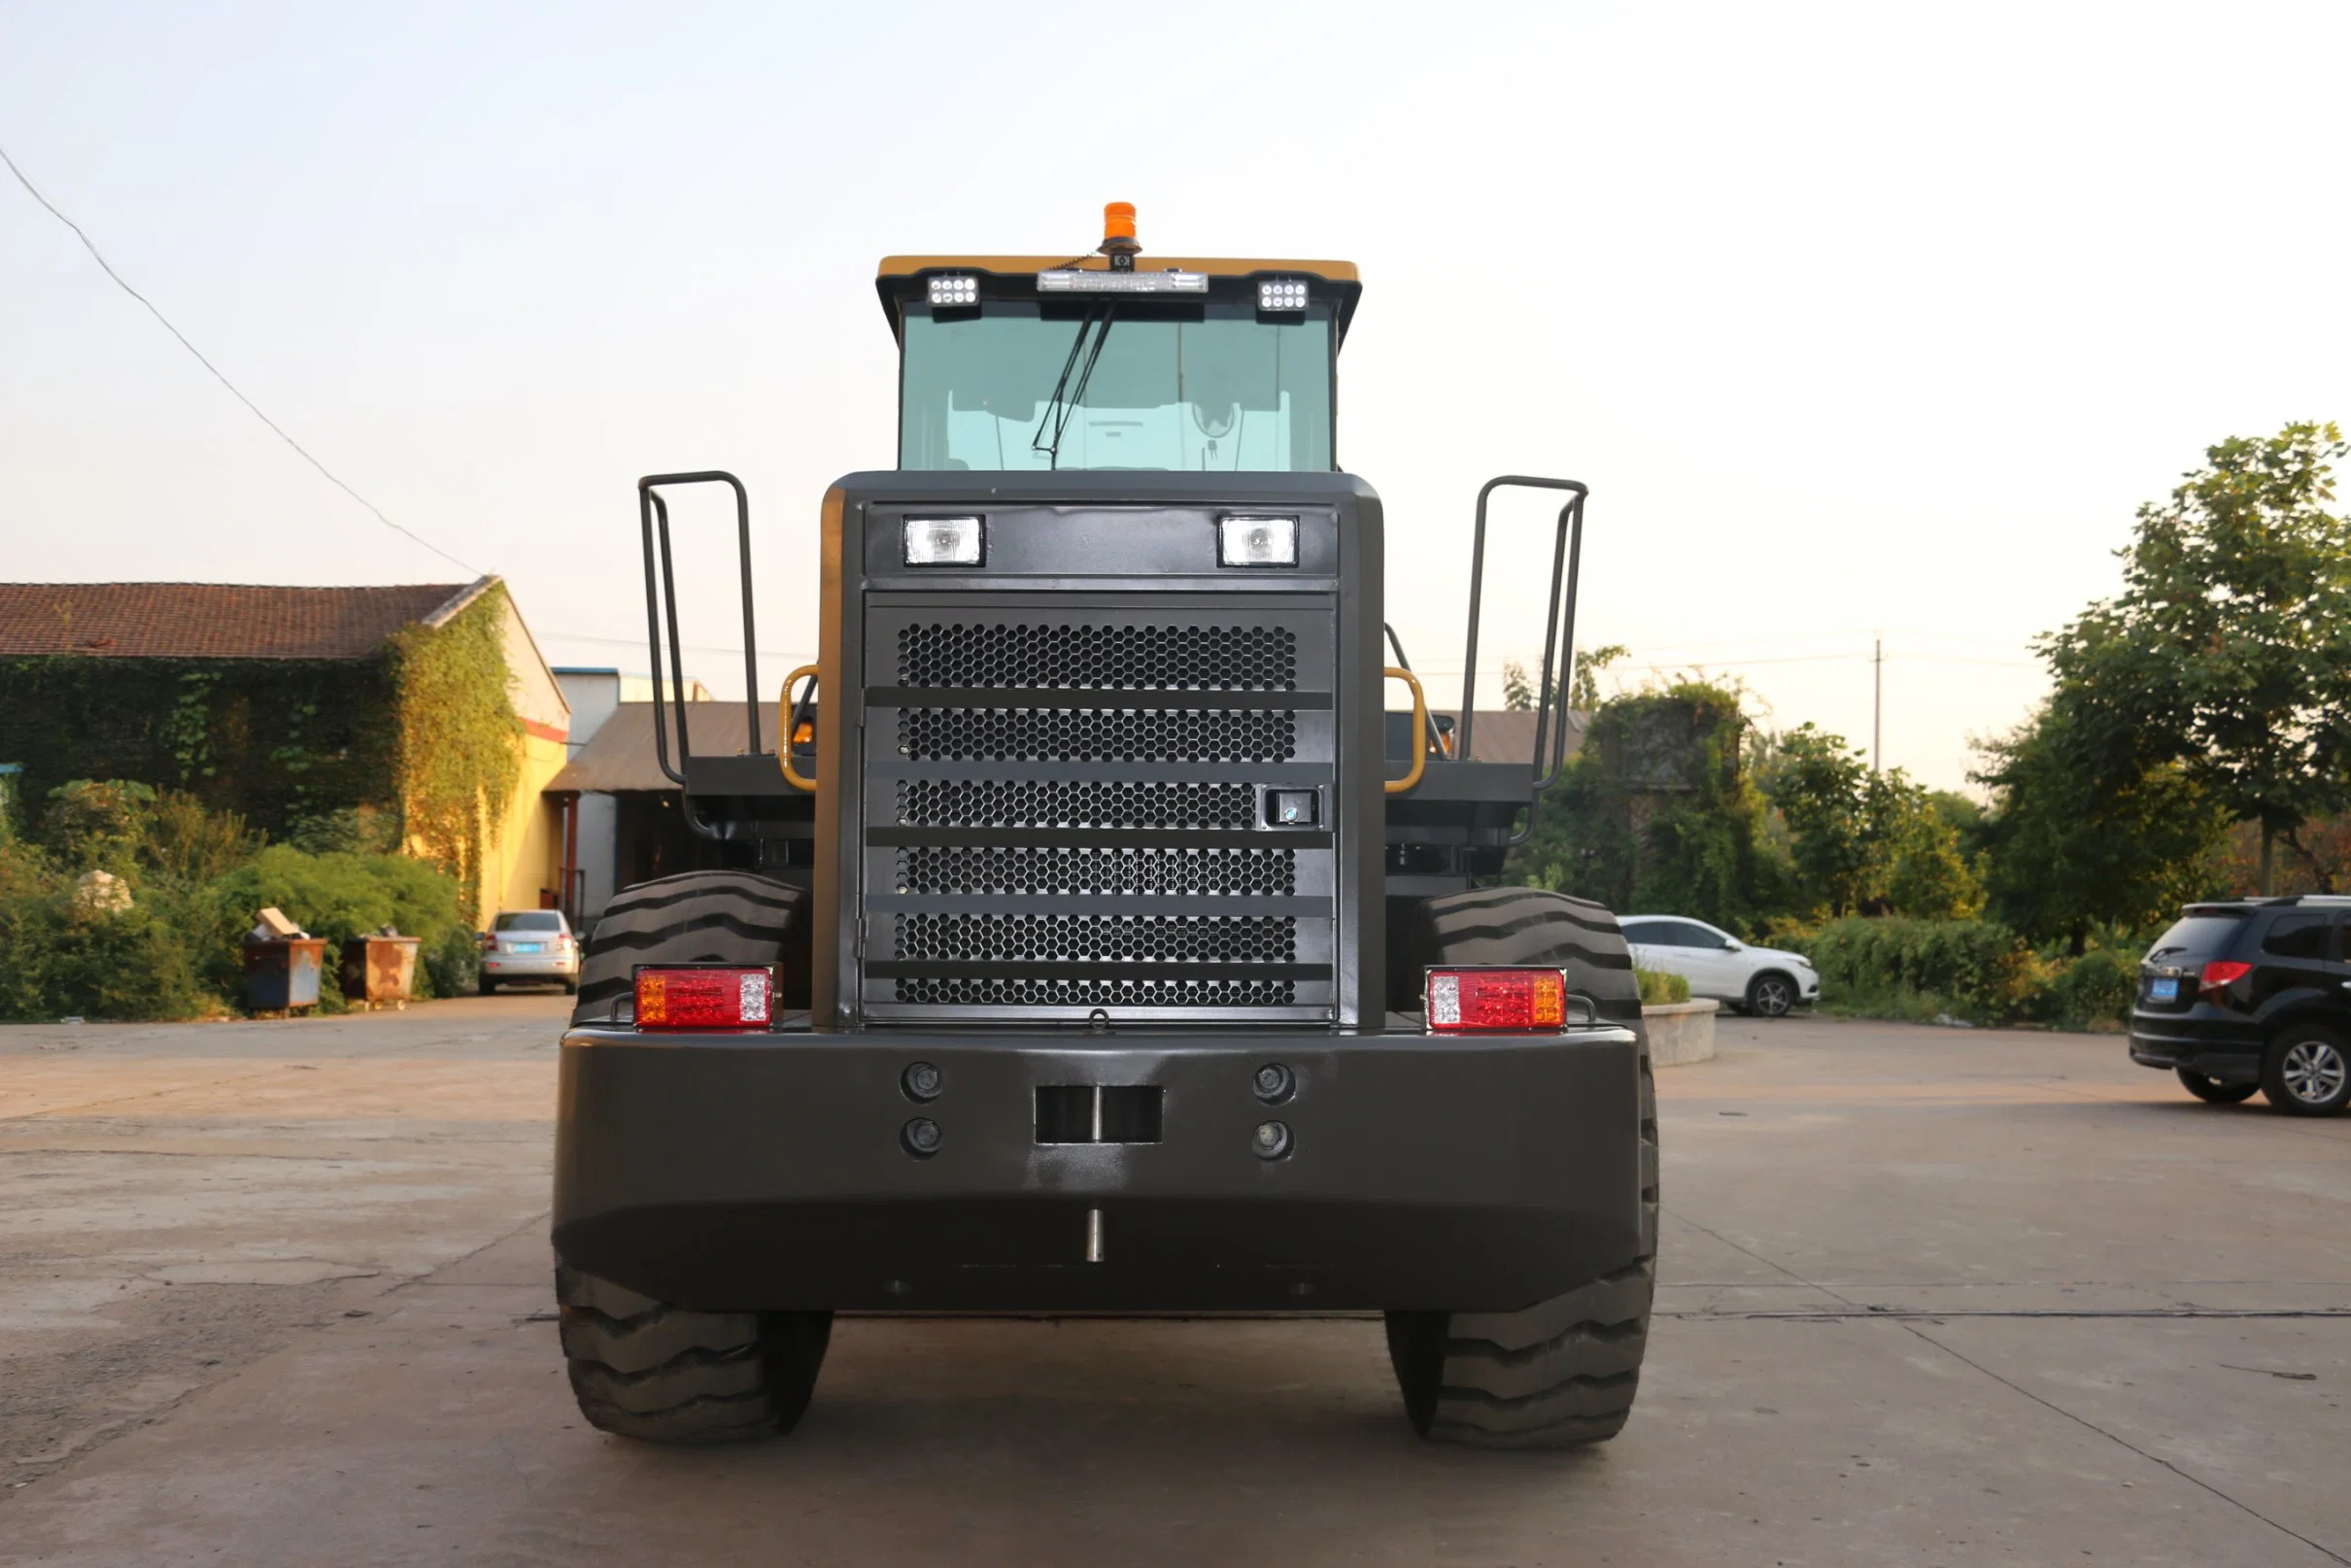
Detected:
left=244, top=937, right=327, bottom=1012
left=339, top=935, right=422, bottom=1008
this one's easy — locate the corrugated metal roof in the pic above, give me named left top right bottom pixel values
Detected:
left=547, top=701, right=768, bottom=794
left=0, top=581, right=484, bottom=660
left=1440, top=709, right=1590, bottom=767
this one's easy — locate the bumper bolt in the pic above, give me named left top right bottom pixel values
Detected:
left=1252, top=1119, right=1292, bottom=1160
left=902, top=1061, right=942, bottom=1102
left=902, top=1117, right=942, bottom=1158
left=1252, top=1062, right=1294, bottom=1104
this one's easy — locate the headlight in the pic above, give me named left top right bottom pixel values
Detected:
left=1218, top=515, right=1298, bottom=567
left=904, top=516, right=983, bottom=566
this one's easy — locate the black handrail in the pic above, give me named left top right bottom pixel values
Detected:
left=636, top=471, right=766, bottom=786
left=1454, top=475, right=1588, bottom=846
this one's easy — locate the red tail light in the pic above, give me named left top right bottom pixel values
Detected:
left=2198, top=960, right=2253, bottom=1002
left=1425, top=968, right=1568, bottom=1034
left=634, top=966, right=773, bottom=1032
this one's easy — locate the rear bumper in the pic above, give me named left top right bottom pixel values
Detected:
left=484, top=952, right=577, bottom=977
left=2130, top=1012, right=2262, bottom=1082
left=554, top=1023, right=1646, bottom=1314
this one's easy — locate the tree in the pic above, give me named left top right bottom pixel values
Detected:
left=1513, top=678, right=1782, bottom=930
left=1751, top=725, right=1983, bottom=920
left=1753, top=725, right=1870, bottom=916
left=1971, top=703, right=2225, bottom=950
left=1505, top=644, right=1625, bottom=713
left=2040, top=423, right=2351, bottom=894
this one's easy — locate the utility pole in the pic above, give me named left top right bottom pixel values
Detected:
left=1872, top=633, right=1883, bottom=773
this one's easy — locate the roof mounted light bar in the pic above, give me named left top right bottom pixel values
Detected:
left=1037, top=269, right=1210, bottom=295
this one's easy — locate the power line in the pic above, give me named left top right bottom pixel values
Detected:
left=0, top=140, right=480, bottom=577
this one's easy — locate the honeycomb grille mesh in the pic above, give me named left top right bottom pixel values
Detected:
left=897, top=846, right=1296, bottom=897
left=895, top=779, right=1257, bottom=830
left=899, top=707, right=1295, bottom=763
left=899, top=623, right=1297, bottom=690
left=896, top=913, right=1296, bottom=965
left=894, top=976, right=1296, bottom=1008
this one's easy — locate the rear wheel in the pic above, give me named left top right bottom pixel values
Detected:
left=570, top=870, right=806, bottom=1026
left=2262, top=1025, right=2350, bottom=1117
left=2176, top=1067, right=2258, bottom=1105
left=558, top=1264, right=832, bottom=1443
left=477, top=976, right=496, bottom=997
left=1387, top=888, right=1655, bottom=1448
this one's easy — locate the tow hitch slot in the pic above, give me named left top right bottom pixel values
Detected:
left=1036, top=1085, right=1164, bottom=1144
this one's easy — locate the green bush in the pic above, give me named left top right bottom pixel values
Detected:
left=1634, top=966, right=1691, bottom=1006
left=0, top=843, right=241, bottom=1021
left=2032, top=947, right=2137, bottom=1033
left=423, top=923, right=480, bottom=997
left=212, top=844, right=468, bottom=1001
left=1803, top=916, right=2036, bottom=1022
left=0, top=783, right=473, bottom=1019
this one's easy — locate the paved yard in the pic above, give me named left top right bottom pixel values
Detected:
left=1, top=1004, right=2345, bottom=1566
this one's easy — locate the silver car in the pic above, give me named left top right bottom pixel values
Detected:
left=480, top=909, right=579, bottom=995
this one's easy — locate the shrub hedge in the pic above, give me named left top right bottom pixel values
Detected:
left=1796, top=915, right=2140, bottom=1032
left=0, top=782, right=471, bottom=1022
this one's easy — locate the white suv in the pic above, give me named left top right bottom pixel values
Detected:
left=480, top=909, right=580, bottom=995
left=1620, top=915, right=1819, bottom=1018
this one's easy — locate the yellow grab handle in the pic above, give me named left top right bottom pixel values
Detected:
left=778, top=665, right=819, bottom=793
left=1384, top=665, right=1427, bottom=795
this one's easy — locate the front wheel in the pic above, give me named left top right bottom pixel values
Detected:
left=2262, top=1026, right=2350, bottom=1116
left=1391, top=888, right=1656, bottom=1448
left=2176, top=1068, right=2258, bottom=1105
left=558, top=1265, right=832, bottom=1444
left=1745, top=971, right=1796, bottom=1019
left=1385, top=1261, right=1654, bottom=1449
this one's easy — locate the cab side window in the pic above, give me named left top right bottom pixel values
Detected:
left=1673, top=922, right=1730, bottom=951
left=1620, top=921, right=1666, bottom=945
left=2263, top=914, right=2333, bottom=961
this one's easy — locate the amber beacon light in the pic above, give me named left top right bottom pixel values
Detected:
left=1101, top=201, right=1140, bottom=259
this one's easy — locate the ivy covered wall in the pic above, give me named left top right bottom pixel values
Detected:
left=0, top=655, right=401, bottom=835
left=0, top=582, right=526, bottom=921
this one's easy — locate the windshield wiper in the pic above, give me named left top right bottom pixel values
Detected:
left=1030, top=303, right=1115, bottom=470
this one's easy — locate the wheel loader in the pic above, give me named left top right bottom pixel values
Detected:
left=552, top=203, right=1657, bottom=1448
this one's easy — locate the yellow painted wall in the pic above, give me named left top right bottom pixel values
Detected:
left=476, top=730, right=571, bottom=919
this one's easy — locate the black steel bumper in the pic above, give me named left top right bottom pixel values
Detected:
left=554, top=1023, right=1645, bottom=1314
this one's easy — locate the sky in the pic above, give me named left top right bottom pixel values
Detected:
left=5, top=0, right=2348, bottom=792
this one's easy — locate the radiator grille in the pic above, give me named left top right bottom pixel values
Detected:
left=896, top=845, right=1296, bottom=897
left=896, top=913, right=1297, bottom=965
left=894, top=975, right=1297, bottom=1008
left=895, top=779, right=1257, bottom=830
left=867, top=599, right=1333, bottom=1018
left=899, top=707, right=1296, bottom=764
left=899, top=623, right=1296, bottom=690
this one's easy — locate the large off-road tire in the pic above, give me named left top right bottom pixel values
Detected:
left=1386, top=887, right=1657, bottom=1448
left=1400, top=886, right=1645, bottom=1033
left=557, top=1264, right=832, bottom=1444
left=570, top=870, right=806, bottom=1027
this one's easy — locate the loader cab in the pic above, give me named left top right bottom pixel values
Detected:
left=875, top=257, right=1360, bottom=474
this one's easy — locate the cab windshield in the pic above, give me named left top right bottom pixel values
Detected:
left=900, top=300, right=1335, bottom=472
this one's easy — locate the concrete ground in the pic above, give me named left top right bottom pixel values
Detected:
left=1, top=1004, right=2345, bottom=1567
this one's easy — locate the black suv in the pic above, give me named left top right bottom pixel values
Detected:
left=2130, top=896, right=2351, bottom=1116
